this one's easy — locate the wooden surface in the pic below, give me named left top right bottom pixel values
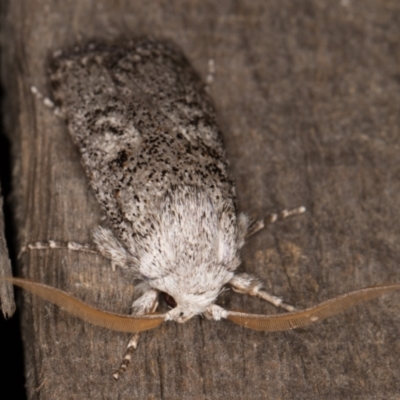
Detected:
left=1, top=1, right=400, bottom=399
left=0, top=192, right=15, bottom=318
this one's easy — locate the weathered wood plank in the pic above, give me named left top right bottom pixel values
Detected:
left=1, top=1, right=400, bottom=398
left=0, top=192, right=15, bottom=317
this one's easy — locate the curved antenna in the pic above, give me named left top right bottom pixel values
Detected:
left=227, top=283, right=400, bottom=331
left=2, top=277, right=165, bottom=333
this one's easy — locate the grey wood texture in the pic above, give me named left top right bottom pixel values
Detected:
left=0, top=192, right=16, bottom=318
left=1, top=1, right=400, bottom=399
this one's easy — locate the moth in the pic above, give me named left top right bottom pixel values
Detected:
left=6, top=38, right=400, bottom=379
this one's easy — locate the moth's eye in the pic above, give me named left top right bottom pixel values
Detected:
left=162, top=292, right=177, bottom=308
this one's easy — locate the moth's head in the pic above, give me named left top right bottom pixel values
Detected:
left=166, top=306, right=196, bottom=323
left=164, top=287, right=224, bottom=323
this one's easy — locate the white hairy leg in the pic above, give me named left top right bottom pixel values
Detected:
left=19, top=241, right=99, bottom=258
left=113, top=289, right=159, bottom=380
left=246, top=206, right=306, bottom=238
left=228, top=273, right=295, bottom=312
left=31, top=85, right=61, bottom=116
left=205, top=58, right=216, bottom=90
left=231, top=207, right=305, bottom=311
left=20, top=227, right=129, bottom=272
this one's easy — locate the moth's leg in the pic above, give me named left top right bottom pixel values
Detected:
left=19, top=241, right=99, bottom=258
left=113, top=289, right=159, bottom=380
left=246, top=206, right=306, bottom=239
left=21, top=227, right=131, bottom=272
left=228, top=273, right=295, bottom=312
left=205, top=58, right=216, bottom=91
left=31, top=85, right=61, bottom=116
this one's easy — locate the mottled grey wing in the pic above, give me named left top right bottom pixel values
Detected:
left=50, top=39, right=235, bottom=244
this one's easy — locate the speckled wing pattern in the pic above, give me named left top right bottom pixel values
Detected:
left=49, top=39, right=236, bottom=247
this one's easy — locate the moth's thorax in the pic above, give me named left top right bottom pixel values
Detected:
left=135, top=187, right=240, bottom=269
left=134, top=187, right=241, bottom=318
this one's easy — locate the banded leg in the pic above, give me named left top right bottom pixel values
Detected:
left=31, top=85, right=61, bottom=116
left=229, top=273, right=295, bottom=312
left=19, top=240, right=99, bottom=259
left=113, top=289, right=159, bottom=380
left=205, top=58, right=216, bottom=91
left=246, top=206, right=306, bottom=238
left=19, top=227, right=130, bottom=272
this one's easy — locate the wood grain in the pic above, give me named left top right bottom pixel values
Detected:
left=1, top=1, right=400, bottom=399
left=0, top=193, right=15, bottom=317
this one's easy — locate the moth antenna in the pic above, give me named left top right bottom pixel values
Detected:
left=1, top=277, right=165, bottom=333
left=226, top=283, right=400, bottom=331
